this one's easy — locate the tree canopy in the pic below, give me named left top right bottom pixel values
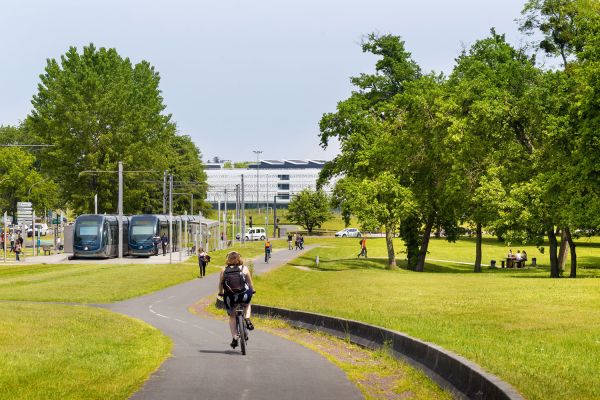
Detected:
left=287, top=189, right=331, bottom=234
left=26, top=44, right=207, bottom=215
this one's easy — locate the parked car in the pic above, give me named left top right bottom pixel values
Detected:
left=27, top=223, right=49, bottom=237
left=235, top=227, right=267, bottom=241
left=335, top=228, right=362, bottom=238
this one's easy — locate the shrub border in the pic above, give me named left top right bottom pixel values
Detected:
left=218, top=300, right=523, bottom=400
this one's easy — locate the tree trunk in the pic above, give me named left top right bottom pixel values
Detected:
left=548, top=227, right=560, bottom=278
left=558, top=229, right=569, bottom=271
left=416, top=214, right=434, bottom=272
left=474, top=222, right=482, bottom=273
left=565, top=227, right=577, bottom=278
left=401, top=216, right=419, bottom=270
left=385, top=226, right=397, bottom=270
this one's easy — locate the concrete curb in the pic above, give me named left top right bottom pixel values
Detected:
left=218, top=300, right=524, bottom=400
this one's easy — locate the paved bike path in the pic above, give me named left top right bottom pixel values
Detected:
left=103, top=247, right=363, bottom=400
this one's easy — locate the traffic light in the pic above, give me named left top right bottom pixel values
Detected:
left=249, top=216, right=253, bottom=228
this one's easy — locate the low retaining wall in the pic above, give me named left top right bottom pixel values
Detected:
left=217, top=300, right=523, bottom=400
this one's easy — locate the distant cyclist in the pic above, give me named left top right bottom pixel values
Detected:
left=264, top=239, right=272, bottom=263
left=218, top=251, right=255, bottom=349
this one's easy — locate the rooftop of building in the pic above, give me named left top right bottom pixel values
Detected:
left=203, top=159, right=327, bottom=170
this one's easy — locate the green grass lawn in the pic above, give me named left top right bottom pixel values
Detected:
left=253, top=236, right=600, bottom=400
left=0, top=241, right=271, bottom=303
left=0, top=302, right=170, bottom=400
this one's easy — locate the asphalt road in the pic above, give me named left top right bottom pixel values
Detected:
left=103, top=247, right=363, bottom=400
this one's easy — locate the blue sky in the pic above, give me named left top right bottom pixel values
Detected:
left=0, top=0, right=537, bottom=161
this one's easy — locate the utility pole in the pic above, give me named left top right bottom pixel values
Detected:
left=253, top=150, right=262, bottom=213
left=224, top=188, right=228, bottom=242
left=217, top=196, right=221, bottom=249
left=234, top=184, right=239, bottom=242
left=118, top=161, right=123, bottom=259
left=241, top=174, right=245, bottom=244
left=273, top=195, right=277, bottom=237
left=169, top=173, right=173, bottom=264
left=163, top=170, right=167, bottom=214
left=265, top=174, right=269, bottom=238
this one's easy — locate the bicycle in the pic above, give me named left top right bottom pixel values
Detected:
left=218, top=294, right=251, bottom=355
left=265, top=249, right=271, bottom=263
left=234, top=303, right=249, bottom=355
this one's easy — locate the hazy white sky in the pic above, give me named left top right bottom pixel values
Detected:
left=1, top=0, right=535, bottom=162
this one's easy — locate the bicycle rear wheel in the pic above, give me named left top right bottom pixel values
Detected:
left=237, top=314, right=247, bottom=355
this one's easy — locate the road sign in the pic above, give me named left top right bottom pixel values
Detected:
left=17, top=202, right=32, bottom=208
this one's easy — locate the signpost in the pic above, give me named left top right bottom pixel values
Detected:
left=17, top=202, right=33, bottom=226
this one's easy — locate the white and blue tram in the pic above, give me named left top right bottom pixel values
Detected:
left=129, top=214, right=175, bottom=257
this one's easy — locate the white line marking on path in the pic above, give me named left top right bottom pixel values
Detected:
left=156, top=313, right=170, bottom=319
left=174, top=318, right=187, bottom=324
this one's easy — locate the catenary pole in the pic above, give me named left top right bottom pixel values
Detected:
left=241, top=174, right=245, bottom=244
left=169, top=174, right=173, bottom=265
left=118, top=161, right=123, bottom=259
left=163, top=170, right=167, bottom=214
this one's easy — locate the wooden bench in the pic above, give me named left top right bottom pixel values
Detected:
left=42, top=245, right=55, bottom=255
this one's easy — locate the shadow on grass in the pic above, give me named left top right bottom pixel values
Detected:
left=309, top=257, right=390, bottom=271
left=578, top=256, right=600, bottom=269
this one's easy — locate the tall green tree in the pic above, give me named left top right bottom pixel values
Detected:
left=287, top=189, right=331, bottom=234
left=27, top=44, right=206, bottom=215
left=319, top=34, right=423, bottom=268
left=0, top=146, right=59, bottom=218
left=447, top=31, right=541, bottom=271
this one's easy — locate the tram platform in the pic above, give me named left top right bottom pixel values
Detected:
left=3, top=251, right=192, bottom=265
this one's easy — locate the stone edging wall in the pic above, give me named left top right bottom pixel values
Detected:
left=217, top=300, right=524, bottom=400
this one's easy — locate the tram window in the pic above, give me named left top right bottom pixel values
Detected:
left=132, top=225, right=155, bottom=241
left=76, top=221, right=100, bottom=244
left=79, top=226, right=98, bottom=236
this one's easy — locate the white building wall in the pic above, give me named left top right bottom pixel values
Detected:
left=205, top=168, right=337, bottom=206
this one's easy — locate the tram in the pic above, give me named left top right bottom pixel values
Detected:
left=72, top=214, right=130, bottom=259
left=128, top=214, right=207, bottom=257
left=128, top=214, right=173, bottom=257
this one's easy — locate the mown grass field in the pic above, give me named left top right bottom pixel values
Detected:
left=0, top=241, right=269, bottom=399
left=253, top=236, right=600, bottom=400
left=0, top=303, right=170, bottom=400
left=0, top=241, right=270, bottom=303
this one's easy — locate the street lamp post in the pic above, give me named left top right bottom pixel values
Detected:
left=253, top=150, right=262, bottom=213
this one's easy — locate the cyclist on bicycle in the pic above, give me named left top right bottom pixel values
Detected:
left=218, top=251, right=255, bottom=349
left=264, top=239, right=272, bottom=262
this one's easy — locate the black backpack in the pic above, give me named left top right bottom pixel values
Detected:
left=223, top=265, right=247, bottom=294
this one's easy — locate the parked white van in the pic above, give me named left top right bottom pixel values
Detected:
left=236, top=227, right=266, bottom=241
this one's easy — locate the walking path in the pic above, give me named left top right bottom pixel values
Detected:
left=102, top=247, right=363, bottom=400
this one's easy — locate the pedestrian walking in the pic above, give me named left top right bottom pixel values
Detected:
left=287, top=233, right=293, bottom=250
left=10, top=232, right=16, bottom=253
left=14, top=241, right=22, bottom=261
left=161, top=233, right=168, bottom=256
left=358, top=237, right=367, bottom=258
left=294, top=233, right=300, bottom=250
left=197, top=247, right=210, bottom=278
left=299, top=234, right=304, bottom=250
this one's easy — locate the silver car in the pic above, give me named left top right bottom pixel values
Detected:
left=335, top=228, right=362, bottom=238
